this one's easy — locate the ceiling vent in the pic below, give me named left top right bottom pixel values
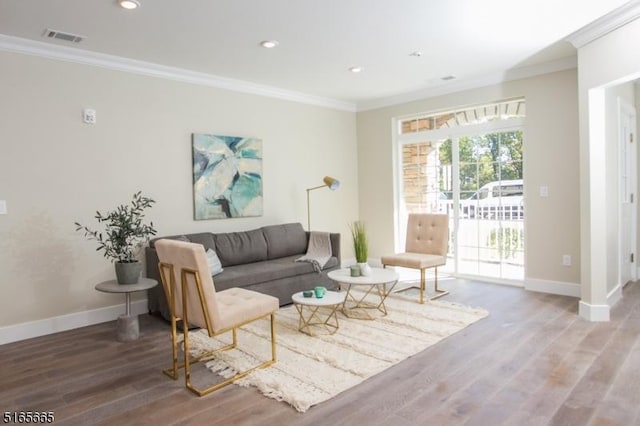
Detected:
left=42, top=29, right=85, bottom=43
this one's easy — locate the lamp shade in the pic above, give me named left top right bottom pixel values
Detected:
left=323, top=176, right=340, bottom=190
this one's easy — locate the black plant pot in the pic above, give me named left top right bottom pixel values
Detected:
left=115, top=261, right=142, bottom=284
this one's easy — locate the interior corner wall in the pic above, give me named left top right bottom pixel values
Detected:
left=576, top=17, right=640, bottom=311
left=356, top=69, right=581, bottom=289
left=0, top=51, right=358, bottom=331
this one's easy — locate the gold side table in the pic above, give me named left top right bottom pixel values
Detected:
left=95, top=278, right=158, bottom=342
left=292, top=290, right=346, bottom=336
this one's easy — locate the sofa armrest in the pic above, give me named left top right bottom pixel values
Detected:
left=330, top=232, right=341, bottom=266
left=145, top=246, right=161, bottom=282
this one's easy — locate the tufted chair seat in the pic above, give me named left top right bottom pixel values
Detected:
left=381, top=213, right=449, bottom=303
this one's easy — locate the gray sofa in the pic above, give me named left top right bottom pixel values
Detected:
left=145, top=222, right=341, bottom=320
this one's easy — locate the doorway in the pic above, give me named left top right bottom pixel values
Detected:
left=618, top=97, right=637, bottom=286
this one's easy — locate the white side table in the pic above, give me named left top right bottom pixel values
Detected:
left=292, top=290, right=346, bottom=336
left=95, top=278, right=158, bottom=342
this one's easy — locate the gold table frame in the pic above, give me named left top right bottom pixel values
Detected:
left=327, top=268, right=400, bottom=320
left=292, top=290, right=346, bottom=336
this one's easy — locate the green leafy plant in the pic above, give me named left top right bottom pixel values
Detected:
left=350, top=220, right=368, bottom=263
left=75, top=191, right=157, bottom=263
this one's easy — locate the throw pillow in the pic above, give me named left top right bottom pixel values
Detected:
left=206, top=248, right=224, bottom=276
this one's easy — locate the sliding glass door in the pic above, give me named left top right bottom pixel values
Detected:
left=454, top=131, right=524, bottom=280
left=396, top=100, right=525, bottom=282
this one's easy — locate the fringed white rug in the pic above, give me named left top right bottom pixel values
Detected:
left=186, top=291, right=489, bottom=412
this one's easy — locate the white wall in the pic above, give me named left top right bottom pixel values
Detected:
left=576, top=16, right=640, bottom=320
left=356, top=70, right=581, bottom=292
left=0, top=51, right=358, bottom=335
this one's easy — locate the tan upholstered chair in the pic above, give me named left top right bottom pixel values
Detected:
left=381, top=213, right=449, bottom=304
left=155, top=239, right=278, bottom=396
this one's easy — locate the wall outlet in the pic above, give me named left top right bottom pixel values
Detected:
left=562, top=254, right=572, bottom=266
left=540, top=186, right=549, bottom=197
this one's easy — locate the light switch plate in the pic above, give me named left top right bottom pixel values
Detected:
left=539, top=186, right=549, bottom=197
left=0, top=200, right=6, bottom=215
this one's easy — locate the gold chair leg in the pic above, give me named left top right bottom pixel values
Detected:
left=430, top=266, right=450, bottom=300
left=271, top=313, right=277, bottom=362
left=162, top=315, right=180, bottom=379
left=420, top=269, right=425, bottom=304
left=183, top=312, right=193, bottom=393
left=163, top=332, right=235, bottom=379
left=183, top=314, right=277, bottom=397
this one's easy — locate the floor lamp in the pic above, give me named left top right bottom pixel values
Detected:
left=306, top=176, right=340, bottom=230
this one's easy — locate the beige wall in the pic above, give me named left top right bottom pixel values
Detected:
left=576, top=17, right=640, bottom=311
left=0, top=52, right=358, bottom=327
left=357, top=69, right=581, bottom=286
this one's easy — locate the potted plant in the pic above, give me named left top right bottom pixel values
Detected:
left=350, top=220, right=371, bottom=276
left=75, top=191, right=157, bottom=284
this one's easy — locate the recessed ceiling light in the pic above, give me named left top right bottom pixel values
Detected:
left=260, top=40, right=279, bottom=49
left=409, top=51, right=423, bottom=57
left=119, top=0, right=140, bottom=10
left=349, top=67, right=363, bottom=73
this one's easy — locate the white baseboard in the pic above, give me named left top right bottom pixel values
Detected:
left=0, top=299, right=149, bottom=345
left=607, top=283, right=623, bottom=308
left=578, top=300, right=610, bottom=322
left=524, top=278, right=581, bottom=298
left=577, top=283, right=623, bottom=322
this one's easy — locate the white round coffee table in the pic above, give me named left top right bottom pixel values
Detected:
left=327, top=267, right=399, bottom=320
left=291, top=290, right=346, bottom=336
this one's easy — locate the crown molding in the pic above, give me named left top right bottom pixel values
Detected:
left=565, top=1, right=640, bottom=48
left=356, top=55, right=578, bottom=112
left=0, top=34, right=356, bottom=112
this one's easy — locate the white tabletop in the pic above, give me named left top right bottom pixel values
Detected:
left=292, top=290, right=346, bottom=306
left=95, top=277, right=158, bottom=294
left=327, top=267, right=399, bottom=285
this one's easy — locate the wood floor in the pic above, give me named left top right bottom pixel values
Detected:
left=2, top=279, right=639, bottom=426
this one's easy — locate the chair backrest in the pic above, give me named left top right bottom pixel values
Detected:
left=405, top=213, right=449, bottom=256
left=155, top=239, right=221, bottom=332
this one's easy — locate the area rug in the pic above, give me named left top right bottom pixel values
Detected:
left=186, top=291, right=489, bottom=412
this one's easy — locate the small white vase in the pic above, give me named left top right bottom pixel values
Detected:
left=358, top=262, right=372, bottom=276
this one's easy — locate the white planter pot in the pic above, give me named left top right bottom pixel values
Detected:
left=358, top=262, right=372, bottom=276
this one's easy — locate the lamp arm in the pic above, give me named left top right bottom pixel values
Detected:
left=306, top=184, right=326, bottom=192
left=306, top=186, right=325, bottom=231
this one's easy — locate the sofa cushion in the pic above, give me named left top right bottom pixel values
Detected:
left=213, top=255, right=313, bottom=290
left=214, top=228, right=268, bottom=267
left=187, top=233, right=216, bottom=251
left=262, top=223, right=308, bottom=260
left=212, top=254, right=340, bottom=291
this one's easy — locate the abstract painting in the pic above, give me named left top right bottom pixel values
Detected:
left=192, top=133, right=263, bottom=220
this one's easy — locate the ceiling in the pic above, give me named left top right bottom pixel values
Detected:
left=0, top=0, right=631, bottom=110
